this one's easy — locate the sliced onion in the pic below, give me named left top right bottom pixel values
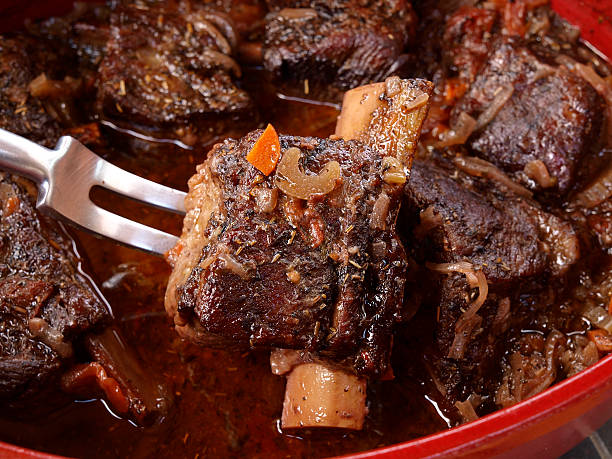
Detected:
left=275, top=147, right=341, bottom=200
left=493, top=297, right=511, bottom=335
left=574, top=164, right=612, bottom=208
left=523, top=330, right=563, bottom=399
left=582, top=306, right=612, bottom=334
left=191, top=17, right=232, bottom=55
left=448, top=313, right=482, bottom=359
left=200, top=49, right=242, bottom=77
left=434, top=112, right=477, bottom=147
left=251, top=186, right=278, bottom=213
left=203, top=11, right=238, bottom=50
left=28, top=73, right=81, bottom=99
left=427, top=261, right=489, bottom=359
left=454, top=156, right=533, bottom=198
left=572, top=62, right=612, bottom=104
left=475, top=85, right=514, bottom=131
left=524, top=159, right=557, bottom=189
left=426, top=262, right=489, bottom=315
left=560, top=60, right=612, bottom=146
left=218, top=252, right=251, bottom=278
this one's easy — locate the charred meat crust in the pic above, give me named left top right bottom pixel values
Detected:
left=166, top=131, right=408, bottom=378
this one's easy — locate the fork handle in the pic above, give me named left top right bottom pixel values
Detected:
left=0, top=128, right=54, bottom=184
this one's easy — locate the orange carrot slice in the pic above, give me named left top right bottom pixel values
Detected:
left=246, top=124, right=281, bottom=176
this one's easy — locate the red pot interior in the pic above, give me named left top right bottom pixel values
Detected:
left=0, top=1, right=611, bottom=458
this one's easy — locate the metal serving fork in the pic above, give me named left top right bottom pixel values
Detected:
left=0, top=128, right=186, bottom=256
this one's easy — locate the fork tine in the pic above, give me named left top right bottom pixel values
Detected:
left=93, top=156, right=187, bottom=215
left=43, top=200, right=179, bottom=255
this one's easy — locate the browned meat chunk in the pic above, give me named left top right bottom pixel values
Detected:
left=0, top=173, right=170, bottom=424
left=0, top=174, right=109, bottom=402
left=405, top=158, right=579, bottom=282
left=166, top=131, right=409, bottom=377
left=452, top=37, right=606, bottom=194
left=443, top=6, right=497, bottom=84
left=402, top=156, right=580, bottom=408
left=263, top=0, right=416, bottom=97
left=0, top=37, right=62, bottom=147
left=97, top=3, right=253, bottom=141
left=33, top=3, right=112, bottom=71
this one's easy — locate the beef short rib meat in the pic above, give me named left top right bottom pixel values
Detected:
left=452, top=37, right=605, bottom=194
left=263, top=0, right=416, bottom=96
left=0, top=175, right=109, bottom=402
left=405, top=158, right=579, bottom=282
left=0, top=37, right=62, bottom=148
left=402, top=157, right=580, bottom=405
left=97, top=3, right=253, bottom=140
left=166, top=131, right=408, bottom=377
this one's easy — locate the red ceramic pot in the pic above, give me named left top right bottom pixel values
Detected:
left=0, top=1, right=611, bottom=458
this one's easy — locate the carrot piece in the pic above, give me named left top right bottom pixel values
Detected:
left=246, top=124, right=281, bottom=176
left=587, top=329, right=612, bottom=353
left=608, top=297, right=612, bottom=315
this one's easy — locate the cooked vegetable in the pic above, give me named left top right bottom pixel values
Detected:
left=475, top=85, right=514, bottom=131
left=574, top=165, right=612, bottom=208
left=426, top=261, right=489, bottom=359
left=274, top=147, right=341, bottom=199
left=583, top=306, right=612, bottom=334
left=246, top=124, right=281, bottom=176
left=454, top=156, right=533, bottom=198
left=524, top=160, right=557, bottom=188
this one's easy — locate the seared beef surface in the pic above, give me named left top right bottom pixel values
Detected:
left=263, top=0, right=416, bottom=96
left=0, top=37, right=62, bottom=148
left=405, top=158, right=579, bottom=281
left=166, top=131, right=408, bottom=377
left=452, top=37, right=605, bottom=194
left=97, top=2, right=253, bottom=137
left=443, top=6, right=497, bottom=84
left=0, top=174, right=109, bottom=401
left=402, top=157, right=580, bottom=405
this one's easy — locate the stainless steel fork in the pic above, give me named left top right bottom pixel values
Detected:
left=0, top=128, right=186, bottom=255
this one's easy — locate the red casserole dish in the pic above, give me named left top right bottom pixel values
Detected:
left=0, top=1, right=610, bottom=458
